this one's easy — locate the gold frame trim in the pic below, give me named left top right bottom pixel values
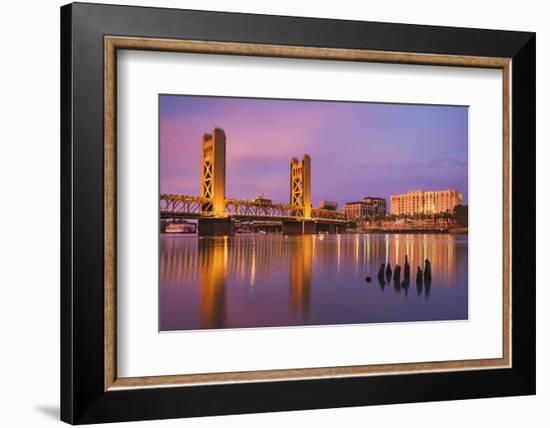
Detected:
left=104, top=36, right=512, bottom=391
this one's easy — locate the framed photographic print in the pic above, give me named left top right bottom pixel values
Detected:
left=60, top=2, right=536, bottom=424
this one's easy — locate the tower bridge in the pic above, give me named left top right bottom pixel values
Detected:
left=160, top=128, right=348, bottom=235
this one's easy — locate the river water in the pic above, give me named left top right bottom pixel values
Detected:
left=160, top=233, right=468, bottom=331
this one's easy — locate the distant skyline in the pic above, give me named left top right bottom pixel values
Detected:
left=160, top=95, right=468, bottom=208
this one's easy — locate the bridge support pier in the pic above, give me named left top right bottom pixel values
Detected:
left=282, top=220, right=316, bottom=235
left=198, top=217, right=234, bottom=236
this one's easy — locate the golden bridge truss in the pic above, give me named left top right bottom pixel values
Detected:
left=160, top=194, right=346, bottom=223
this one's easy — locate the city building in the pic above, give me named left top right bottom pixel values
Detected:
left=343, top=201, right=368, bottom=220
left=390, top=189, right=463, bottom=216
left=252, top=194, right=273, bottom=204
left=363, top=196, right=387, bottom=217
left=344, top=197, right=387, bottom=220
left=319, top=200, right=338, bottom=211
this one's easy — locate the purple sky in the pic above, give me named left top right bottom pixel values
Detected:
left=160, top=95, right=468, bottom=208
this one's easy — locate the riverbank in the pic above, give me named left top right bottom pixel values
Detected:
left=358, top=226, right=468, bottom=234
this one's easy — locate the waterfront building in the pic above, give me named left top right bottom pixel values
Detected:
left=363, top=196, right=387, bottom=217
left=343, top=201, right=367, bottom=220
left=319, top=200, right=338, bottom=211
left=390, top=189, right=463, bottom=215
left=252, top=194, right=273, bottom=204
left=344, top=197, right=386, bottom=220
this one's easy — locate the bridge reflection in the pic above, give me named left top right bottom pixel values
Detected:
left=198, top=238, right=227, bottom=329
left=159, top=233, right=466, bottom=330
left=289, top=235, right=313, bottom=318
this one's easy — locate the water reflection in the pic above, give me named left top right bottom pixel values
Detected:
left=160, top=233, right=468, bottom=331
left=198, top=237, right=227, bottom=329
left=289, top=235, right=312, bottom=318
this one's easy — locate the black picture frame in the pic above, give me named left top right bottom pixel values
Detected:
left=61, top=2, right=535, bottom=424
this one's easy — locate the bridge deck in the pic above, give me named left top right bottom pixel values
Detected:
left=160, top=194, right=348, bottom=223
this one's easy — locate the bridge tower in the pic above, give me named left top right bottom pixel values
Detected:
left=290, top=154, right=312, bottom=219
left=201, top=128, right=226, bottom=215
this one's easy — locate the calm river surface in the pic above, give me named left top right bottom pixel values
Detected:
left=160, top=233, right=468, bottom=331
